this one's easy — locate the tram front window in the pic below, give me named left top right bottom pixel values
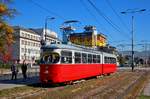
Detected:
left=42, top=53, right=60, bottom=64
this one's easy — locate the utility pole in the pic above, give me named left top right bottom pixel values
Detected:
left=44, top=17, right=55, bottom=42
left=121, top=9, right=146, bottom=71
left=131, top=16, right=134, bottom=71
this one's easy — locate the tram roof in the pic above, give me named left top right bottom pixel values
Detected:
left=43, top=44, right=108, bottom=54
left=42, top=44, right=116, bottom=56
left=43, top=44, right=92, bottom=50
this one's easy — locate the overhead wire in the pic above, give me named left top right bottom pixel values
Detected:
left=79, top=0, right=114, bottom=41
left=87, top=0, right=130, bottom=38
left=105, top=0, right=130, bottom=34
left=27, top=0, right=66, bottom=20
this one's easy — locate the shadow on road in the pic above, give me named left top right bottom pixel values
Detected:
left=0, top=76, right=39, bottom=85
left=0, top=75, right=67, bottom=89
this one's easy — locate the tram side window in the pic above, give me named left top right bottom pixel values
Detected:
left=93, top=55, right=97, bottom=63
left=104, top=57, right=106, bottom=63
left=110, top=58, right=112, bottom=63
left=96, top=55, right=101, bottom=63
left=61, top=51, right=72, bottom=63
left=112, top=58, right=116, bottom=64
left=88, top=54, right=92, bottom=63
left=108, top=57, right=111, bottom=64
left=104, top=57, right=109, bottom=63
left=82, top=53, right=87, bottom=63
left=75, top=52, right=81, bottom=63
left=104, top=57, right=116, bottom=64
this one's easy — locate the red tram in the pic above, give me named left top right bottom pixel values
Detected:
left=40, top=44, right=117, bottom=84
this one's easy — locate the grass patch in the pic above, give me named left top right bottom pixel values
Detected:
left=125, top=72, right=148, bottom=98
left=0, top=85, right=41, bottom=98
left=139, top=95, right=150, bottom=99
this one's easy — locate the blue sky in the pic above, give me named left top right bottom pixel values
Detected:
left=9, top=0, right=150, bottom=50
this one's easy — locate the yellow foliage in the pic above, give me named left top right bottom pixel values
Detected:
left=0, top=23, right=14, bottom=47
left=0, top=23, right=2, bottom=28
left=0, top=4, right=7, bottom=13
left=6, top=25, right=14, bottom=34
left=0, top=2, right=15, bottom=56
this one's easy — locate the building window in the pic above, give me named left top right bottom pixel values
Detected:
left=21, top=32, right=25, bottom=37
left=33, top=36, right=35, bottom=40
left=29, top=34, right=31, bottom=39
left=27, top=34, right=30, bottom=38
left=24, top=48, right=26, bottom=53
left=38, top=37, right=41, bottom=41
left=21, top=48, right=24, bottom=52
left=21, top=55, right=24, bottom=60
left=25, top=33, right=28, bottom=38
left=30, top=42, right=33, bottom=46
left=27, top=41, right=30, bottom=46
left=24, top=41, right=26, bottom=45
left=36, top=37, right=38, bottom=40
left=21, top=40, right=24, bottom=45
left=28, top=49, right=30, bottom=53
left=31, top=35, right=33, bottom=39
left=34, top=43, right=36, bottom=46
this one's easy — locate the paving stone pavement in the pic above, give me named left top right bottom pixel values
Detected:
left=143, top=78, right=150, bottom=96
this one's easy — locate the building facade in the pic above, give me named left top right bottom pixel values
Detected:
left=12, top=26, right=60, bottom=64
left=30, top=28, right=61, bottom=44
left=69, top=26, right=107, bottom=47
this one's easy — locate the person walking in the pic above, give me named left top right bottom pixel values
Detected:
left=21, top=60, right=27, bottom=80
left=11, top=61, right=19, bottom=80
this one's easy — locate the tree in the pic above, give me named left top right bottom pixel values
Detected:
left=134, top=57, right=140, bottom=66
left=117, top=54, right=126, bottom=66
left=139, top=58, right=144, bottom=65
left=0, top=0, right=16, bottom=63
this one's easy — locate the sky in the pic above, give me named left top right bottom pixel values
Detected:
left=8, top=0, right=150, bottom=51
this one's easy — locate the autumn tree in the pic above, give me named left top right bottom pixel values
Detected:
left=0, top=0, right=16, bottom=63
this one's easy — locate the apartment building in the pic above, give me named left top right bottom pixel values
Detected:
left=12, top=26, right=60, bottom=64
left=30, top=28, right=61, bottom=44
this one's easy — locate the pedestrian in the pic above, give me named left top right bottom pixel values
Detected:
left=11, top=61, right=19, bottom=80
left=21, top=60, right=27, bottom=80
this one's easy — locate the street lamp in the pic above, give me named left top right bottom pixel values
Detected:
left=44, top=16, right=55, bottom=42
left=121, top=9, right=146, bottom=71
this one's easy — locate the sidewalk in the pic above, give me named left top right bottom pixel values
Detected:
left=0, top=76, right=39, bottom=90
left=0, top=66, right=40, bottom=90
left=143, top=76, right=150, bottom=96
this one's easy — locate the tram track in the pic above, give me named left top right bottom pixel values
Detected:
left=81, top=71, right=147, bottom=99
left=1, top=70, right=148, bottom=99
left=71, top=71, right=138, bottom=99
